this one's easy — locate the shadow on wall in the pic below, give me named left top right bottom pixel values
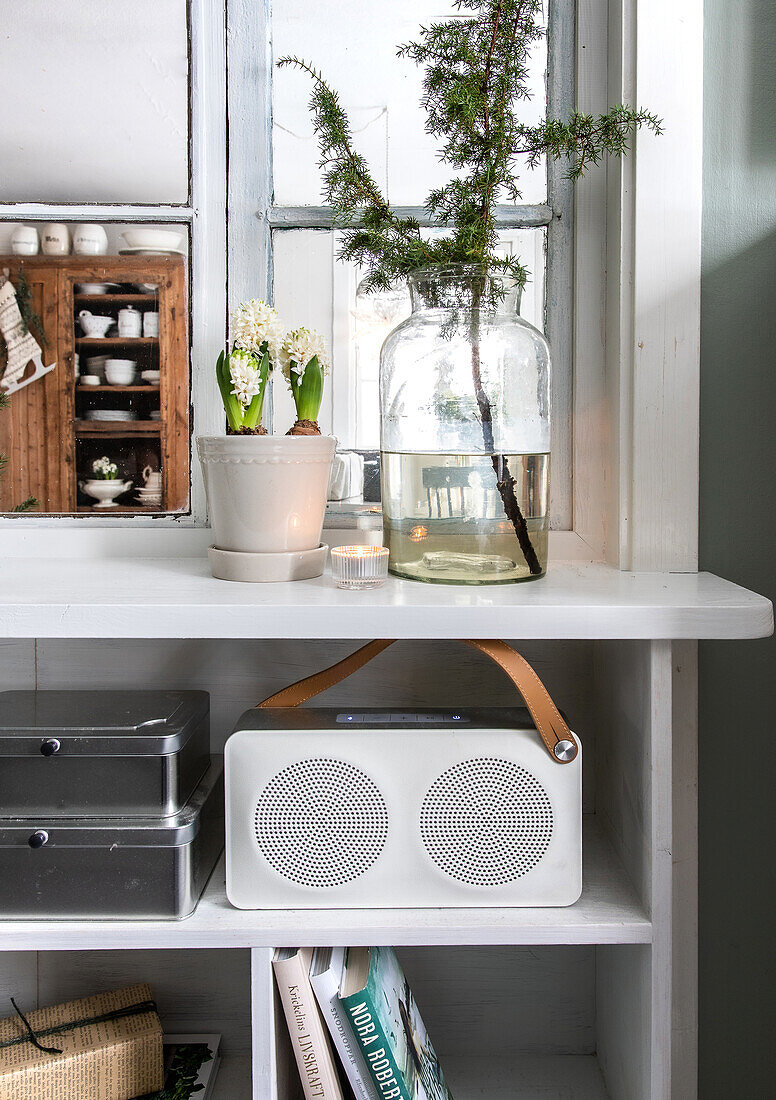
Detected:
left=700, top=1, right=776, bottom=1085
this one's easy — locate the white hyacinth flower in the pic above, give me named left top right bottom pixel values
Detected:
left=92, top=456, right=118, bottom=479
left=231, top=299, right=284, bottom=365
left=228, top=349, right=263, bottom=407
left=278, top=326, right=330, bottom=382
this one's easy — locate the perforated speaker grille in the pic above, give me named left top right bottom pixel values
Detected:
left=254, top=758, right=388, bottom=888
left=420, top=757, right=553, bottom=886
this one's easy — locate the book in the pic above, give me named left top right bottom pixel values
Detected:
left=273, top=947, right=346, bottom=1100
left=338, top=947, right=454, bottom=1100
left=310, top=947, right=381, bottom=1100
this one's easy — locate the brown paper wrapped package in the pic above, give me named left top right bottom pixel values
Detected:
left=0, top=983, right=163, bottom=1100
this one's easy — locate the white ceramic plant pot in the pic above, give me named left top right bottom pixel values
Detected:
left=197, top=435, right=336, bottom=555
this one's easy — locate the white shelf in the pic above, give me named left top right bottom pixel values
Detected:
left=0, top=819, right=649, bottom=950
left=443, top=1054, right=609, bottom=1099
left=0, top=555, right=769, bottom=639
left=212, top=1054, right=252, bottom=1100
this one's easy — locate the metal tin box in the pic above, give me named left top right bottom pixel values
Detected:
left=0, top=762, right=224, bottom=920
left=0, top=690, right=209, bottom=817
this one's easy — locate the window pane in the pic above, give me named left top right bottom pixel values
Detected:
left=272, top=1, right=548, bottom=206
left=2, top=1, right=189, bottom=203
left=272, top=228, right=547, bottom=505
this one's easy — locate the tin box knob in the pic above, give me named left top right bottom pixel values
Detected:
left=28, top=830, right=49, bottom=849
left=40, top=738, right=61, bottom=757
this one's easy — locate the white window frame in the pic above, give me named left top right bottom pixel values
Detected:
left=0, top=0, right=703, bottom=580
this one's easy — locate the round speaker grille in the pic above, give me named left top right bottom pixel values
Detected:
left=254, top=758, right=388, bottom=888
left=420, top=757, right=553, bottom=886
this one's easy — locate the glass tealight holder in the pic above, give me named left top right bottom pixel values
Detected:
left=331, top=545, right=390, bottom=590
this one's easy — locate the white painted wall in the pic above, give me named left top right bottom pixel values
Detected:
left=1, top=1, right=189, bottom=203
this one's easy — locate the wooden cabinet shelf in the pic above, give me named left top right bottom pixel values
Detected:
left=75, top=336, right=159, bottom=347
left=77, top=385, right=160, bottom=393
left=74, top=420, right=162, bottom=436
left=74, top=294, right=158, bottom=305
left=0, top=255, right=189, bottom=514
left=76, top=504, right=164, bottom=513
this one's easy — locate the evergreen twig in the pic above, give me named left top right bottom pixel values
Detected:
left=279, top=2, right=662, bottom=572
left=279, top=0, right=662, bottom=288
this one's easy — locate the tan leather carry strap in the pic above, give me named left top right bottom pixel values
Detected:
left=256, top=639, right=578, bottom=764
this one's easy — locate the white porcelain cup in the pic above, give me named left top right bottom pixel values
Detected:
left=118, top=307, right=142, bottom=338
left=41, top=223, right=70, bottom=255
left=72, top=224, right=108, bottom=255
left=143, top=311, right=159, bottom=337
left=10, top=225, right=39, bottom=255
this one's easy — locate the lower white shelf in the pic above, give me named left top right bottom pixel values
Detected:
left=0, top=819, right=648, bottom=949
left=213, top=1053, right=252, bottom=1100
left=443, top=1053, right=608, bottom=1099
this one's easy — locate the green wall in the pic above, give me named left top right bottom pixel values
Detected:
left=700, top=0, right=776, bottom=1092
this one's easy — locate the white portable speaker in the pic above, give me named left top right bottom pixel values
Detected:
left=225, top=706, right=582, bottom=909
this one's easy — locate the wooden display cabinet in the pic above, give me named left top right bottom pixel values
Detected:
left=0, top=255, right=189, bottom=513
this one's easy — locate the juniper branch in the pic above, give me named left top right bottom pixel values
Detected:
left=279, top=1, right=662, bottom=287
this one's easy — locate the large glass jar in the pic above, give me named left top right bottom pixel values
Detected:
left=380, top=265, right=550, bottom=584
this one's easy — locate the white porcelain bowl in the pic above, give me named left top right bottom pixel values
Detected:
left=78, top=312, right=114, bottom=337
left=105, top=358, right=136, bottom=385
left=141, top=370, right=161, bottom=384
left=76, top=283, right=119, bottom=295
left=80, top=478, right=132, bottom=508
left=121, top=228, right=183, bottom=250
left=86, top=409, right=136, bottom=421
left=80, top=375, right=100, bottom=386
left=105, top=369, right=135, bottom=385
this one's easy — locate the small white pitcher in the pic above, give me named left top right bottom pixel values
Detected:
left=142, top=465, right=162, bottom=490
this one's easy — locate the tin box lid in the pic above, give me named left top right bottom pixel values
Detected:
left=0, top=760, right=223, bottom=847
left=0, top=690, right=209, bottom=756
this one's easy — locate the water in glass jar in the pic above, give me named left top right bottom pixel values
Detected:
left=381, top=451, right=549, bottom=584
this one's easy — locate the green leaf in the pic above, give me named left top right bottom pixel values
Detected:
left=215, top=349, right=244, bottom=431
left=294, top=355, right=324, bottom=422
left=242, top=349, right=271, bottom=430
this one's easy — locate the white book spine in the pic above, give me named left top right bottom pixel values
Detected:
left=310, top=950, right=381, bottom=1100
left=274, top=949, right=345, bottom=1100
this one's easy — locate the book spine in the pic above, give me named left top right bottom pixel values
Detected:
left=273, top=953, right=345, bottom=1100
left=340, top=990, right=412, bottom=1100
left=311, top=969, right=381, bottom=1100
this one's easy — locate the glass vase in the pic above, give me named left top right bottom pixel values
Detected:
left=379, top=265, right=550, bottom=584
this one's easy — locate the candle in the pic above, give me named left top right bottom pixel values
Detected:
left=331, top=545, right=389, bottom=590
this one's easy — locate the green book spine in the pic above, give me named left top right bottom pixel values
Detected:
left=340, top=990, right=412, bottom=1100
